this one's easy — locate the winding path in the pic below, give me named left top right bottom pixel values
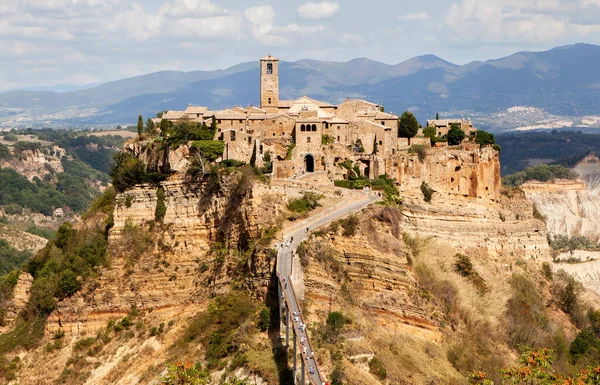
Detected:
left=276, top=190, right=379, bottom=384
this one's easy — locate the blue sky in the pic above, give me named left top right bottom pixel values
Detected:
left=1, top=0, right=600, bottom=89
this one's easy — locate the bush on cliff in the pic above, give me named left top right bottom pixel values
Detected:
left=475, top=130, right=495, bottom=146
left=110, top=152, right=165, bottom=193
left=502, top=164, right=578, bottom=187
left=447, top=124, right=465, bottom=145
left=287, top=192, right=323, bottom=215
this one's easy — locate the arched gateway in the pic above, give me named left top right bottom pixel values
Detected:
left=304, top=154, right=315, bottom=173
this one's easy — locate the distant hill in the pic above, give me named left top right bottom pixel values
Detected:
left=2, top=43, right=600, bottom=130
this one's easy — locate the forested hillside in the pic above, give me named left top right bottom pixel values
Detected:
left=497, top=131, right=600, bottom=175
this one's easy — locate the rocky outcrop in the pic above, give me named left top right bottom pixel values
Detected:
left=46, top=175, right=289, bottom=337
left=0, top=272, right=33, bottom=333
left=522, top=154, right=600, bottom=242
left=389, top=146, right=501, bottom=202
left=0, top=147, right=65, bottom=182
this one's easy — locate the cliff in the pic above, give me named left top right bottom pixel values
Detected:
left=521, top=154, right=600, bottom=242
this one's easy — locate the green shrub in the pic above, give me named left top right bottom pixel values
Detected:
left=503, top=164, right=578, bottom=187
left=191, top=140, right=225, bottom=162
left=25, top=224, right=56, bottom=240
left=182, top=292, right=256, bottom=361
left=369, top=357, right=387, bottom=380
left=258, top=307, right=270, bottom=332
left=2, top=133, right=17, bottom=142
left=0, top=144, right=11, bottom=160
left=155, top=187, right=166, bottom=222
left=287, top=192, right=323, bottom=215
left=420, top=181, right=434, bottom=203
left=447, top=124, right=465, bottom=145
left=408, top=144, right=427, bottom=162
left=569, top=329, right=600, bottom=364
left=475, top=130, right=495, bottom=146
left=339, top=215, right=359, bottom=237
left=0, top=239, right=32, bottom=276
left=110, top=152, right=165, bottom=193
left=453, top=254, right=488, bottom=295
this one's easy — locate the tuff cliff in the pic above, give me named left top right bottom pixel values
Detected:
left=522, top=154, right=600, bottom=242
left=2, top=143, right=578, bottom=385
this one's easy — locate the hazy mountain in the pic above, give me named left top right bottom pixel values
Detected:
left=2, top=43, right=600, bottom=129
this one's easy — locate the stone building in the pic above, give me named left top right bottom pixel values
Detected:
left=158, top=55, right=438, bottom=180
left=426, top=118, right=476, bottom=138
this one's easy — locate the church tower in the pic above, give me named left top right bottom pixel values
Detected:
left=260, top=55, right=279, bottom=113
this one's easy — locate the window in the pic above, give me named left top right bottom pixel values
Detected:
left=325, top=122, right=329, bottom=129
left=268, top=98, right=272, bottom=104
left=307, top=137, right=311, bottom=143
left=218, top=120, right=222, bottom=124
left=381, top=121, right=385, bottom=126
left=248, top=137, right=251, bottom=144
left=239, top=119, right=243, bottom=123
left=379, top=141, right=383, bottom=145
left=312, top=124, right=317, bottom=131
left=301, top=124, right=306, bottom=132
left=267, top=62, right=273, bottom=74
left=230, top=131, right=236, bottom=141
left=337, top=136, right=340, bottom=141
left=273, top=133, right=276, bottom=136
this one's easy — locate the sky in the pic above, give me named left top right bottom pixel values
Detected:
left=1, top=0, right=600, bottom=90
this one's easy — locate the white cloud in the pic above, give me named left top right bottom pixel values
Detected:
left=444, top=0, right=600, bottom=45
left=159, top=0, right=224, bottom=18
left=244, top=5, right=275, bottom=38
left=297, top=2, right=340, bottom=20
left=399, top=12, right=431, bottom=21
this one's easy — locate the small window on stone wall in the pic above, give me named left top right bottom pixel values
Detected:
left=268, top=98, right=272, bottom=104
left=230, top=131, right=236, bottom=141
left=379, top=141, right=383, bottom=145
left=307, top=137, right=311, bottom=143
left=337, top=136, right=340, bottom=141
left=301, top=124, right=306, bottom=131
left=267, top=62, right=273, bottom=74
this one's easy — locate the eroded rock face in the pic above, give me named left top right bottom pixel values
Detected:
left=387, top=146, right=501, bottom=202
left=46, top=177, right=288, bottom=338
left=0, top=272, right=33, bottom=334
left=522, top=154, right=600, bottom=242
left=0, top=147, right=65, bottom=182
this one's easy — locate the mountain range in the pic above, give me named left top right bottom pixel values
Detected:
left=2, top=43, right=600, bottom=131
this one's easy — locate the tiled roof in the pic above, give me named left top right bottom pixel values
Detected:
left=210, top=110, right=247, bottom=120
left=261, top=55, right=279, bottom=61
left=162, top=111, right=185, bottom=120
left=184, top=106, right=208, bottom=114
left=375, top=111, right=398, bottom=119
left=327, top=117, right=349, bottom=124
left=248, top=113, right=288, bottom=120
left=278, top=100, right=294, bottom=108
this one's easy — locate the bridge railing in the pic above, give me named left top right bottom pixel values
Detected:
left=277, top=272, right=325, bottom=385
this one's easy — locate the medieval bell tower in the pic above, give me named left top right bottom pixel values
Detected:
left=260, top=55, right=279, bottom=113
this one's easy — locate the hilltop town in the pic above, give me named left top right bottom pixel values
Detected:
left=153, top=55, right=483, bottom=186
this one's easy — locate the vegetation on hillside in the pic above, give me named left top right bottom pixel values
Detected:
left=502, top=164, right=578, bottom=187
left=496, top=131, right=600, bottom=175
left=0, top=240, right=31, bottom=276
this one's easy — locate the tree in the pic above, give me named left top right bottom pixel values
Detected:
left=398, top=111, right=419, bottom=138
left=146, top=118, right=155, bottom=134
left=436, top=112, right=439, bottom=120
left=258, top=307, right=270, bottom=331
left=137, top=115, right=143, bottom=138
left=475, top=130, right=495, bottom=146
left=447, top=124, right=465, bottom=145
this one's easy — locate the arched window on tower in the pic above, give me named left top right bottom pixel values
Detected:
left=301, top=124, right=306, bottom=132
left=312, top=124, right=317, bottom=131
left=267, top=63, right=273, bottom=75
left=268, top=98, right=272, bottom=104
